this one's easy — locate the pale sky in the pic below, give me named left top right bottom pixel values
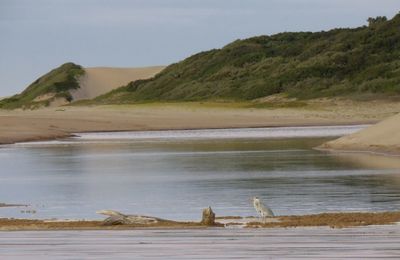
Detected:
left=1, top=0, right=400, bottom=96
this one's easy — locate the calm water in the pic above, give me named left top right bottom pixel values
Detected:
left=1, top=125, right=400, bottom=221
left=2, top=226, right=400, bottom=259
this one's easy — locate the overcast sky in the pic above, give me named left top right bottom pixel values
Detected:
left=1, top=0, right=400, bottom=96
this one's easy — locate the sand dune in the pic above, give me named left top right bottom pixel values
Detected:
left=321, top=113, right=400, bottom=155
left=71, top=66, right=165, bottom=101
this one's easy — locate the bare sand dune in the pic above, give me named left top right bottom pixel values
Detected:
left=71, top=66, right=165, bottom=100
left=321, top=113, right=400, bottom=155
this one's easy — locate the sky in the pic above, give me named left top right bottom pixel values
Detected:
left=1, top=0, right=400, bottom=96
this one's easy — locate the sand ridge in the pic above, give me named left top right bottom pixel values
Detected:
left=321, top=112, right=400, bottom=155
left=71, top=66, right=165, bottom=101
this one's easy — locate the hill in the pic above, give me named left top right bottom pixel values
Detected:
left=95, top=13, right=400, bottom=104
left=0, top=63, right=84, bottom=109
left=0, top=64, right=164, bottom=109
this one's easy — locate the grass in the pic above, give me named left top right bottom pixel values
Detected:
left=72, top=99, right=311, bottom=110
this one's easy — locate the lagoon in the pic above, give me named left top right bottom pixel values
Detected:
left=1, top=125, right=400, bottom=221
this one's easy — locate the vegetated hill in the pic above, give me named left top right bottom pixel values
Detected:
left=0, top=63, right=84, bottom=109
left=0, top=64, right=165, bottom=110
left=96, top=14, right=400, bottom=104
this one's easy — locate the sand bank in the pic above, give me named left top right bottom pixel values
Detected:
left=321, top=112, right=400, bottom=155
left=1, top=99, right=399, bottom=145
left=1, top=211, right=400, bottom=231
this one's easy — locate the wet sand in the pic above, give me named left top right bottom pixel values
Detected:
left=1, top=226, right=399, bottom=259
left=1, top=99, right=399, bottom=145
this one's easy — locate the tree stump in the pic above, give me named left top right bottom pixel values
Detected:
left=201, top=206, right=216, bottom=226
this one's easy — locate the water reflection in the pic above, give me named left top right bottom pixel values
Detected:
left=0, top=136, right=399, bottom=220
left=331, top=152, right=400, bottom=170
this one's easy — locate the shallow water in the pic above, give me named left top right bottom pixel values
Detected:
left=2, top=226, right=400, bottom=259
left=1, top=125, right=400, bottom=221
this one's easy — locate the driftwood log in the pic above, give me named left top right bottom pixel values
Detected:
left=97, top=207, right=217, bottom=226
left=96, top=210, right=167, bottom=225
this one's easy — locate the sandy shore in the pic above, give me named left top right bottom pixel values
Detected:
left=1, top=211, right=400, bottom=231
left=1, top=99, right=399, bottom=145
left=321, top=112, right=400, bottom=155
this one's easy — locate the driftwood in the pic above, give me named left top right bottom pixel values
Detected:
left=97, top=207, right=217, bottom=226
left=96, top=207, right=216, bottom=226
left=201, top=207, right=216, bottom=226
left=96, top=210, right=167, bottom=225
left=0, top=203, right=28, bottom=208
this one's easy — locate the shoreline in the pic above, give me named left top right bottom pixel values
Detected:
left=0, top=123, right=371, bottom=146
left=316, top=147, right=400, bottom=157
left=1, top=100, right=399, bottom=152
left=1, top=211, right=400, bottom=231
left=0, top=104, right=387, bottom=145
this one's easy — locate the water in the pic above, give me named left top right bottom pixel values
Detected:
left=1, top=125, right=400, bottom=221
left=2, top=226, right=400, bottom=259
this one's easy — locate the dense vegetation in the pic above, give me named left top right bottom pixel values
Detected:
left=0, top=63, right=84, bottom=109
left=97, top=13, right=400, bottom=103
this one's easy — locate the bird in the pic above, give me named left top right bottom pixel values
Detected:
left=252, top=196, right=274, bottom=221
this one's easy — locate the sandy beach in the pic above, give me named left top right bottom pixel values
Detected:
left=1, top=99, right=399, bottom=145
left=321, top=112, right=400, bottom=155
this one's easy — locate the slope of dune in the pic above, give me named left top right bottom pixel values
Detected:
left=0, top=63, right=84, bottom=109
left=0, top=64, right=165, bottom=109
left=71, top=66, right=165, bottom=101
left=320, top=113, right=400, bottom=155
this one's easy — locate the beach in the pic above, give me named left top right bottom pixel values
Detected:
left=1, top=98, right=399, bottom=145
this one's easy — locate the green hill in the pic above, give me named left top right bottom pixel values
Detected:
left=0, top=63, right=84, bottom=109
left=97, top=13, right=400, bottom=104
